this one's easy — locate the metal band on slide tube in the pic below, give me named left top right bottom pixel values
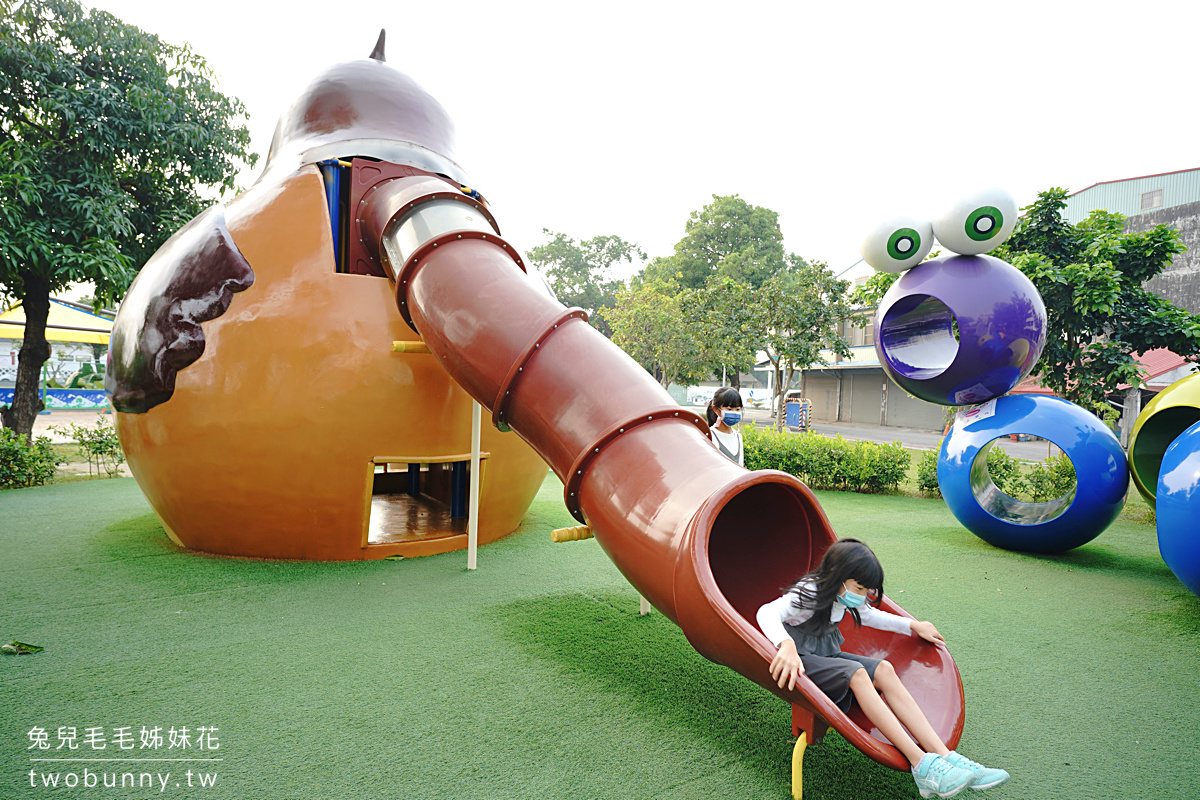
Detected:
left=393, top=229, right=525, bottom=332
left=562, top=406, right=710, bottom=524
left=492, top=307, right=589, bottom=432
left=354, top=172, right=526, bottom=331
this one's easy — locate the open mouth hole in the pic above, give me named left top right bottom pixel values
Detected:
left=970, top=439, right=1076, bottom=525
left=1131, top=406, right=1200, bottom=497
left=706, top=482, right=820, bottom=623
left=879, top=294, right=959, bottom=380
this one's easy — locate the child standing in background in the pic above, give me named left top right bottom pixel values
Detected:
left=707, top=387, right=744, bottom=467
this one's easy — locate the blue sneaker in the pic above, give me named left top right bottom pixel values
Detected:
left=944, top=751, right=1010, bottom=790
left=912, top=753, right=976, bottom=799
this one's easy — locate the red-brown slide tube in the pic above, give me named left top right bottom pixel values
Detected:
left=366, top=173, right=963, bottom=770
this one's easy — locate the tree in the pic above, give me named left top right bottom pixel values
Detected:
left=746, top=257, right=854, bottom=430
left=0, top=0, right=255, bottom=437
left=848, top=270, right=900, bottom=310
left=995, top=188, right=1200, bottom=413
left=526, top=229, right=644, bottom=337
left=686, top=277, right=759, bottom=388
left=641, top=194, right=788, bottom=290
left=847, top=250, right=941, bottom=324
left=606, top=279, right=712, bottom=389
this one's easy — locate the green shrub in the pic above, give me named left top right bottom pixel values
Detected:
left=51, top=415, right=125, bottom=478
left=917, top=445, right=942, bottom=497
left=0, top=428, right=65, bottom=489
left=742, top=424, right=785, bottom=472
left=984, top=446, right=1027, bottom=499
left=1025, top=453, right=1077, bottom=502
left=856, top=440, right=910, bottom=493
left=743, top=425, right=910, bottom=494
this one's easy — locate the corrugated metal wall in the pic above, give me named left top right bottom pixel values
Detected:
left=849, top=372, right=882, bottom=424
left=804, top=374, right=838, bottom=421
left=800, top=369, right=978, bottom=432
left=886, top=384, right=948, bottom=431
left=1065, top=169, right=1200, bottom=223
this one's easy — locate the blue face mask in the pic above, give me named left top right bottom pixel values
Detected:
left=837, top=586, right=867, bottom=609
left=722, top=411, right=742, bottom=426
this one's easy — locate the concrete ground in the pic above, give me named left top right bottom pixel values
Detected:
left=29, top=408, right=114, bottom=443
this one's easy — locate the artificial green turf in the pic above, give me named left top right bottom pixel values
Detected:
left=2, top=476, right=1198, bottom=799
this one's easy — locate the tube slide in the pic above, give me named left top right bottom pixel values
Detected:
left=360, top=169, right=964, bottom=770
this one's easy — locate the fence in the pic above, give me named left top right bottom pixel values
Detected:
left=0, top=389, right=109, bottom=410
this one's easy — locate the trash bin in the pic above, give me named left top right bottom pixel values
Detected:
left=786, top=400, right=801, bottom=430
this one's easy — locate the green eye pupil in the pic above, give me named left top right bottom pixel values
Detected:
left=887, top=228, right=921, bottom=260
left=965, top=206, right=1003, bottom=242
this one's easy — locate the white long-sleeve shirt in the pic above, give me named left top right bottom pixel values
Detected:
left=756, top=585, right=912, bottom=648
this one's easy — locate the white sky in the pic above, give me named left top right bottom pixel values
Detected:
left=90, top=0, right=1200, bottom=279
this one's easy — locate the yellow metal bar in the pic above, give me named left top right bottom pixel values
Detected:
left=551, top=525, right=593, bottom=543
left=791, top=732, right=807, bottom=800
left=373, top=454, right=489, bottom=465
left=392, top=341, right=432, bottom=353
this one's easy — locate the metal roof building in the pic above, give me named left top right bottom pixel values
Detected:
left=1062, top=168, right=1200, bottom=314
left=1064, top=167, right=1200, bottom=223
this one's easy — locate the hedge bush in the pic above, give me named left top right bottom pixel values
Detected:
left=916, top=447, right=941, bottom=496
left=743, top=425, right=910, bottom=494
left=984, top=446, right=1027, bottom=499
left=0, top=428, right=64, bottom=489
left=1025, top=453, right=1077, bottom=502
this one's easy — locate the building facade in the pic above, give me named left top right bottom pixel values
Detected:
left=800, top=312, right=949, bottom=433
left=798, top=256, right=949, bottom=432
left=1065, top=168, right=1200, bottom=313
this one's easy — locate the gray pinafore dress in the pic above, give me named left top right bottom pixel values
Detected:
left=784, top=603, right=883, bottom=712
left=711, top=427, right=741, bottom=464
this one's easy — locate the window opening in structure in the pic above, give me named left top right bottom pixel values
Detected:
left=365, top=458, right=478, bottom=546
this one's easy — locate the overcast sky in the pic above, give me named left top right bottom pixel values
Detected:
left=91, top=0, right=1199, bottom=279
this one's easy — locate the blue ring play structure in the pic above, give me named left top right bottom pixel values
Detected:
left=938, top=394, right=1128, bottom=553
left=1155, top=420, right=1200, bottom=597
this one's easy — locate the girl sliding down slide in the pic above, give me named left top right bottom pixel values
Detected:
left=757, top=538, right=1009, bottom=799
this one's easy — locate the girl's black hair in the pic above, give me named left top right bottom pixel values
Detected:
left=786, top=538, right=884, bottom=627
left=706, top=387, right=744, bottom=425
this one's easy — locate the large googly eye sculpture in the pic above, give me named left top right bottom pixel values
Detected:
left=863, top=189, right=1125, bottom=554
left=860, top=217, right=934, bottom=273
left=932, top=188, right=1018, bottom=256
